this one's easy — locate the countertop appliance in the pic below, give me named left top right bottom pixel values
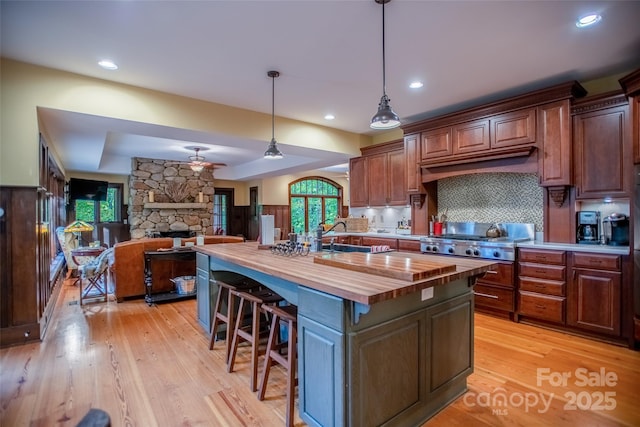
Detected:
left=420, top=222, right=534, bottom=261
left=603, top=213, right=629, bottom=246
left=576, top=211, right=601, bottom=244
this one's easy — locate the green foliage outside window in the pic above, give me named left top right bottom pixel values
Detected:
left=75, top=187, right=118, bottom=223
left=290, top=178, right=342, bottom=234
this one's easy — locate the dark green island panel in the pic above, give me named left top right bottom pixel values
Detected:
left=194, top=243, right=495, bottom=427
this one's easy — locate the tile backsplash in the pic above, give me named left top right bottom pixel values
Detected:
left=438, top=173, right=543, bottom=231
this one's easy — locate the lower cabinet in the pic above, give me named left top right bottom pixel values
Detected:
left=361, top=236, right=399, bottom=250
left=568, top=253, right=621, bottom=336
left=195, top=252, right=211, bottom=331
left=517, top=249, right=567, bottom=324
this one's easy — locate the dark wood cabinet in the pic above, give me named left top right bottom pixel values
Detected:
left=619, top=68, right=640, bottom=164
left=404, top=134, right=421, bottom=193
left=360, top=236, right=398, bottom=250
left=397, top=238, right=421, bottom=252
left=538, top=100, right=572, bottom=187
left=573, top=93, right=629, bottom=199
left=568, top=252, right=621, bottom=336
left=349, top=156, right=368, bottom=207
left=517, top=248, right=567, bottom=324
left=421, top=127, right=452, bottom=160
left=453, top=119, right=490, bottom=155
left=491, top=108, right=536, bottom=149
left=367, top=149, right=405, bottom=206
left=474, top=261, right=516, bottom=314
left=349, top=140, right=406, bottom=208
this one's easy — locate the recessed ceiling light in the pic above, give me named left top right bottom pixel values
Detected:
left=409, top=81, right=423, bottom=89
left=576, top=13, right=602, bottom=28
left=324, top=114, right=335, bottom=120
left=98, top=60, right=118, bottom=70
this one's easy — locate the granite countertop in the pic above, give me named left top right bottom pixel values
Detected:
left=327, top=232, right=631, bottom=255
left=516, top=241, right=629, bottom=255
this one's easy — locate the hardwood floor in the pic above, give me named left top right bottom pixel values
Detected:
left=1, top=279, right=639, bottom=426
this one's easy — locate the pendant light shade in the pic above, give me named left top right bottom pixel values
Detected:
left=264, top=70, right=284, bottom=159
left=370, top=0, right=400, bottom=130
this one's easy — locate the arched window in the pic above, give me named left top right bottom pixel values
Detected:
left=290, top=177, right=342, bottom=234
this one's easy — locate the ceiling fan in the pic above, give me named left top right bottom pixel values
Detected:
left=170, top=146, right=227, bottom=174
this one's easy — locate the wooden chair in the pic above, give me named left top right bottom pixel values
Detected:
left=208, top=277, right=262, bottom=361
left=257, top=304, right=298, bottom=427
left=227, top=288, right=284, bottom=392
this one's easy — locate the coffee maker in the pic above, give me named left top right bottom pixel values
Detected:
left=576, top=211, right=600, bottom=244
left=603, top=213, right=629, bottom=246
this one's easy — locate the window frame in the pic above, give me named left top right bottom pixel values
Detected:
left=289, top=176, right=343, bottom=233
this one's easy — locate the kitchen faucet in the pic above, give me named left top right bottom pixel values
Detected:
left=315, top=221, right=348, bottom=252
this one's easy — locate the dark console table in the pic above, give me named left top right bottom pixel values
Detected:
left=144, top=247, right=196, bottom=305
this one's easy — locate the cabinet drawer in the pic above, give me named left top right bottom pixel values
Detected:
left=572, top=252, right=621, bottom=271
left=474, top=284, right=514, bottom=312
left=475, top=262, right=514, bottom=287
left=518, top=248, right=566, bottom=265
left=397, top=239, right=421, bottom=252
left=519, top=278, right=565, bottom=297
left=361, top=237, right=398, bottom=249
left=518, top=291, right=565, bottom=323
left=519, top=262, right=566, bottom=281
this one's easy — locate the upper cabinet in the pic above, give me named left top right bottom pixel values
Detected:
left=402, top=81, right=586, bottom=177
left=572, top=92, right=630, bottom=199
left=404, top=134, right=421, bottom=194
left=538, top=100, right=572, bottom=187
left=349, top=156, right=368, bottom=208
left=349, top=140, right=406, bottom=207
left=619, top=68, right=640, bottom=164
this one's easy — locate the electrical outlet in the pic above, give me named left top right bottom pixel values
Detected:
left=421, top=287, right=434, bottom=301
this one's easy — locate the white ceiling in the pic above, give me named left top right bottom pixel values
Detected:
left=2, top=0, right=640, bottom=180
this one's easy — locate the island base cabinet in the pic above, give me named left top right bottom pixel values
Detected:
left=297, top=281, right=473, bottom=427
left=195, top=252, right=212, bottom=331
left=348, top=293, right=473, bottom=427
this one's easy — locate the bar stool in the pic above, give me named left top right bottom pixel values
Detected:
left=257, top=304, right=298, bottom=427
left=208, top=277, right=262, bottom=361
left=227, top=288, right=284, bottom=392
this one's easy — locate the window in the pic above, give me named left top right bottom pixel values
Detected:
left=290, top=177, right=342, bottom=234
left=75, top=184, right=122, bottom=223
left=213, top=192, right=228, bottom=234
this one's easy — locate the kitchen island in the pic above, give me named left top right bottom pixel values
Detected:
left=194, top=242, right=497, bottom=427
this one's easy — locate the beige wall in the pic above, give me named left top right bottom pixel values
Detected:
left=0, top=58, right=370, bottom=188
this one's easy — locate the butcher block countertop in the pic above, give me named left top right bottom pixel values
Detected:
left=195, top=242, right=497, bottom=305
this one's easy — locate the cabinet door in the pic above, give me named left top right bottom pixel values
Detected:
left=452, top=119, right=490, bottom=155
left=574, top=104, right=629, bottom=198
left=195, top=253, right=211, bottom=332
left=490, top=108, right=536, bottom=149
left=568, top=268, right=621, bottom=336
left=387, top=149, right=407, bottom=205
left=367, top=152, right=388, bottom=206
left=404, top=134, right=421, bottom=193
left=421, top=127, right=452, bottom=159
left=349, top=156, right=368, bottom=207
left=538, top=100, right=572, bottom=186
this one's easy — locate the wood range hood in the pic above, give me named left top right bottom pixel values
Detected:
left=401, top=81, right=588, bottom=184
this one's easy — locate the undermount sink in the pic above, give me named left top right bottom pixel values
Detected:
left=321, top=243, right=392, bottom=253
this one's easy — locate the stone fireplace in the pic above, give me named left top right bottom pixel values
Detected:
left=128, top=157, right=215, bottom=239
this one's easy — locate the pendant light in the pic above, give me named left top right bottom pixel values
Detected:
left=370, top=0, right=400, bottom=130
left=264, top=70, right=284, bottom=159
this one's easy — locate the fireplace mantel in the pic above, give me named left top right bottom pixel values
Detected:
left=143, top=202, right=207, bottom=209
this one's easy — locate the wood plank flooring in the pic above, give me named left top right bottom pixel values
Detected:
left=1, top=279, right=639, bottom=426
